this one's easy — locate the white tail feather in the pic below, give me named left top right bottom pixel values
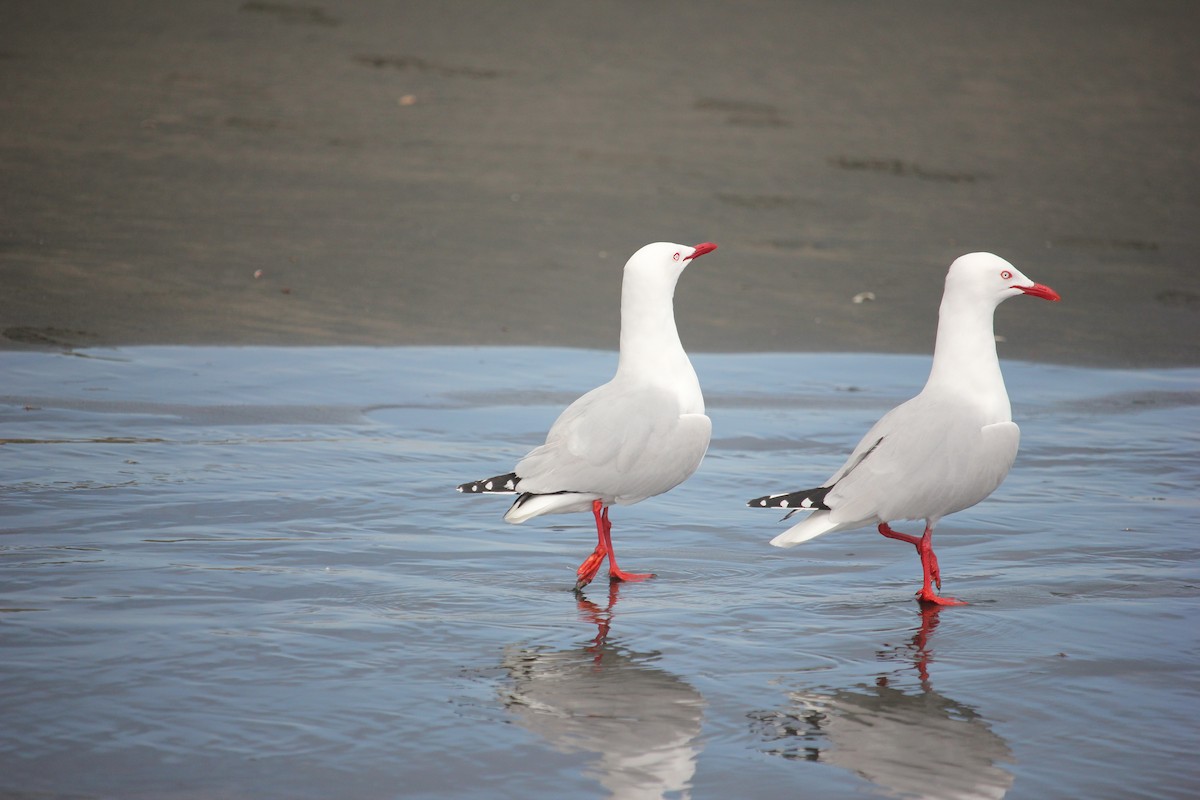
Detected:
left=769, top=511, right=839, bottom=547
left=503, top=492, right=601, bottom=524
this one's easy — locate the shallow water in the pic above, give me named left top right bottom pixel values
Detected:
left=2, top=346, right=1197, bottom=800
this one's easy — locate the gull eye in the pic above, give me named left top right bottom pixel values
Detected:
left=673, top=252, right=681, bottom=261
left=1000, top=270, right=1012, bottom=280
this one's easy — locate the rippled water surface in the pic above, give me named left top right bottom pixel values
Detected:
left=2, top=346, right=1198, bottom=799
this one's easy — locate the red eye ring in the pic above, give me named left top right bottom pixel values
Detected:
left=1001, top=270, right=1012, bottom=280
left=673, top=252, right=681, bottom=261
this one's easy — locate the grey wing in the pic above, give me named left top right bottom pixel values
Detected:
left=826, top=399, right=1019, bottom=525
left=822, top=401, right=910, bottom=488
left=515, top=384, right=710, bottom=502
left=620, top=411, right=710, bottom=504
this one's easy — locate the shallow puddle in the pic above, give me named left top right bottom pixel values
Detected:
left=2, top=346, right=1197, bottom=798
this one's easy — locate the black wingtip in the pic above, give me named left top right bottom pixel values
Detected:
left=456, top=472, right=519, bottom=494
left=746, top=486, right=832, bottom=511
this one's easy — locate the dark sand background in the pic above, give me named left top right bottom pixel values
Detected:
left=2, top=0, right=1197, bottom=366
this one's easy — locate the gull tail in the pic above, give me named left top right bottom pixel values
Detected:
left=769, top=510, right=840, bottom=547
left=457, top=472, right=519, bottom=494
left=504, top=491, right=601, bottom=523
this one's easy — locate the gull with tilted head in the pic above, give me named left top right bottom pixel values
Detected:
left=459, top=241, right=717, bottom=590
left=748, top=253, right=1060, bottom=605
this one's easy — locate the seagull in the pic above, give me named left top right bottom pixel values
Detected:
left=458, top=241, right=717, bottom=590
left=748, top=252, right=1060, bottom=605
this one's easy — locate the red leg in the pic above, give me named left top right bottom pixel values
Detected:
left=877, top=522, right=923, bottom=546
left=924, top=541, right=943, bottom=590
left=573, top=500, right=609, bottom=590
left=599, top=505, right=654, bottom=584
left=877, top=523, right=967, bottom=606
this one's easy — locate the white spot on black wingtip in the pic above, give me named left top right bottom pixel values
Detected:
left=458, top=472, right=519, bottom=495
left=780, top=499, right=789, bottom=508
left=759, top=499, right=767, bottom=507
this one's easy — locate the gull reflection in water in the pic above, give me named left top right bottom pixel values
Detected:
left=500, top=583, right=706, bottom=799
left=751, top=607, right=1015, bottom=800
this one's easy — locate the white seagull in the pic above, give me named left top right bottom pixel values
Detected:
left=459, top=241, right=717, bottom=590
left=748, top=252, right=1060, bottom=605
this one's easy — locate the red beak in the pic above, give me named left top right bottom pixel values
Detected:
left=685, top=242, right=718, bottom=261
left=1016, top=282, right=1061, bottom=302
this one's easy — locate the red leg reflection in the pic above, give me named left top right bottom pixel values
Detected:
left=910, top=604, right=943, bottom=687
left=576, top=580, right=621, bottom=658
left=875, top=603, right=944, bottom=689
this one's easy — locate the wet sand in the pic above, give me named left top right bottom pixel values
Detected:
left=2, top=1, right=1198, bottom=366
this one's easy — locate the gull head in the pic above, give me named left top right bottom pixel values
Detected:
left=623, top=241, right=718, bottom=298
left=945, top=252, right=1061, bottom=308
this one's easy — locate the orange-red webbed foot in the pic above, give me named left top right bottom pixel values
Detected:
left=574, top=545, right=607, bottom=591
left=916, top=587, right=968, bottom=607
left=609, top=567, right=655, bottom=584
